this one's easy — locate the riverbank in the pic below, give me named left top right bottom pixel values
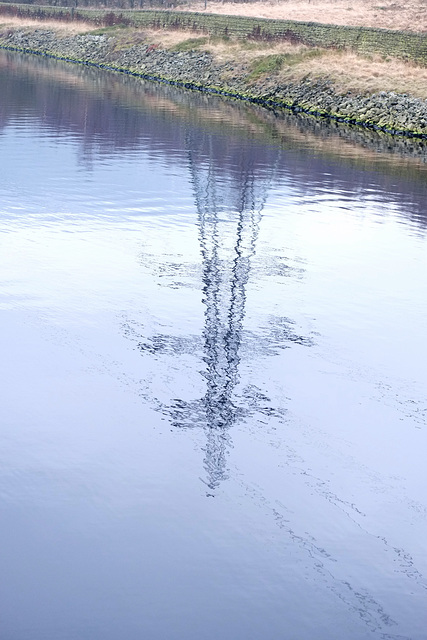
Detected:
left=1, top=19, right=427, bottom=137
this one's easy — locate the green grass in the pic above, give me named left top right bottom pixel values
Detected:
left=249, top=54, right=285, bottom=80
left=87, top=24, right=130, bottom=35
left=249, top=49, right=323, bottom=80
left=171, top=36, right=209, bottom=52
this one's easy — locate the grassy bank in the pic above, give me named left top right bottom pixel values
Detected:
left=138, top=27, right=427, bottom=99
left=1, top=14, right=427, bottom=100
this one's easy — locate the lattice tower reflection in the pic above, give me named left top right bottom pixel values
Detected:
left=176, top=130, right=281, bottom=494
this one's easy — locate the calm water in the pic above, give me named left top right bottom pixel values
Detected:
left=1, top=50, right=426, bottom=640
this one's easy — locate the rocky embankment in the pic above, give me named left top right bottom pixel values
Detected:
left=1, top=28, right=427, bottom=137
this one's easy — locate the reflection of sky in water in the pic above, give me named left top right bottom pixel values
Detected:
left=0, top=50, right=427, bottom=640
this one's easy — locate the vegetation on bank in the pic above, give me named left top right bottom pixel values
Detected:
left=123, top=26, right=427, bottom=99
left=26, top=16, right=424, bottom=101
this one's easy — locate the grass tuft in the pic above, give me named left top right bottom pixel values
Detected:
left=249, top=54, right=285, bottom=80
left=249, top=49, right=323, bottom=80
left=171, top=37, right=208, bottom=52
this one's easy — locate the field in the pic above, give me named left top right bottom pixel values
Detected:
left=183, top=0, right=427, bottom=34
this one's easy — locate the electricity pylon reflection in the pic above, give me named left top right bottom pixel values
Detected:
left=168, top=131, right=281, bottom=493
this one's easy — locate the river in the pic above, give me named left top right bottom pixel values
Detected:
left=0, top=49, right=426, bottom=640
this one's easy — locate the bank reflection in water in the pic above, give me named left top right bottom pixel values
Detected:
left=2, top=49, right=427, bottom=233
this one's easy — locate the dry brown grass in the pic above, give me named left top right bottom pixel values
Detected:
left=0, top=16, right=95, bottom=34
left=143, top=26, right=308, bottom=56
left=277, top=49, right=427, bottom=98
left=144, top=28, right=202, bottom=48
left=181, top=0, right=427, bottom=33
left=141, top=27, right=427, bottom=98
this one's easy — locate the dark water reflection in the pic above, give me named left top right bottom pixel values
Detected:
left=2, top=49, right=427, bottom=228
left=1, top=50, right=426, bottom=640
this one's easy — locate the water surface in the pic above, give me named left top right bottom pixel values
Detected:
left=1, top=50, right=426, bottom=640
